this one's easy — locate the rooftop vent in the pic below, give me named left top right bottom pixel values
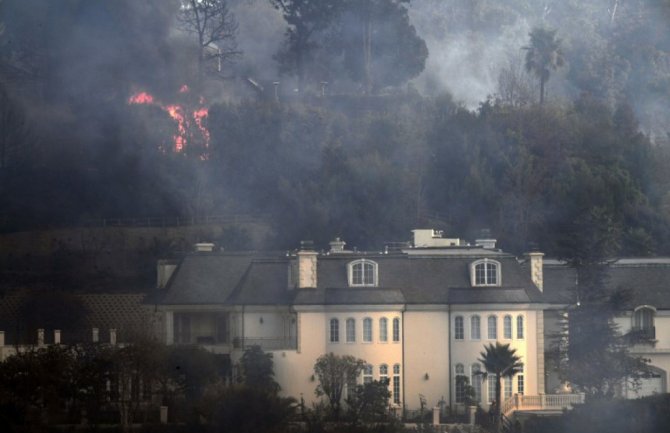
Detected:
left=412, top=229, right=462, bottom=248
left=329, top=237, right=350, bottom=253
left=194, top=242, right=216, bottom=253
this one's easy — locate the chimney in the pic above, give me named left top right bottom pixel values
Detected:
left=297, top=241, right=318, bottom=288
left=526, top=250, right=545, bottom=291
left=194, top=242, right=215, bottom=253
left=92, top=327, right=99, bottom=343
left=329, top=237, right=348, bottom=253
left=110, top=328, right=117, bottom=345
left=37, top=328, right=45, bottom=347
left=475, top=229, right=496, bottom=249
left=54, top=330, right=61, bottom=345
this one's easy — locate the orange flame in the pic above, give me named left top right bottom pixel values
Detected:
left=127, top=86, right=209, bottom=155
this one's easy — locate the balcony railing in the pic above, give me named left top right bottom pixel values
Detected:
left=237, top=337, right=297, bottom=351
left=501, top=393, right=585, bottom=416
left=631, top=326, right=656, bottom=340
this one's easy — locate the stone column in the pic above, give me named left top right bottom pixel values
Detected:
left=92, top=327, right=99, bottom=343
left=37, top=328, right=45, bottom=347
left=110, top=329, right=117, bottom=345
left=54, top=330, right=61, bottom=344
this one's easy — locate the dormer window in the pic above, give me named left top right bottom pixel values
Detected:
left=471, top=259, right=501, bottom=286
left=348, top=259, right=378, bottom=287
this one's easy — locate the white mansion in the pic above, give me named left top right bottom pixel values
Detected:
left=149, top=229, right=669, bottom=411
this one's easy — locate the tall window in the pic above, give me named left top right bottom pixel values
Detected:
left=504, top=377, right=512, bottom=399
left=348, top=260, right=378, bottom=286
left=455, top=364, right=467, bottom=403
left=347, top=375, right=357, bottom=400
left=487, top=315, right=497, bottom=339
left=471, top=315, right=481, bottom=339
left=488, top=375, right=496, bottom=403
left=363, top=318, right=373, bottom=342
left=634, top=307, right=656, bottom=339
left=379, top=318, right=388, bottom=342
left=380, top=364, right=388, bottom=384
left=503, top=315, right=512, bottom=339
left=516, top=315, right=524, bottom=339
left=471, top=364, right=482, bottom=403
left=393, top=364, right=401, bottom=404
left=346, top=318, right=356, bottom=342
left=455, top=316, right=464, bottom=340
left=392, top=317, right=400, bottom=342
left=517, top=365, right=524, bottom=395
left=174, top=314, right=191, bottom=344
left=472, top=259, right=500, bottom=286
left=330, top=318, right=339, bottom=343
left=363, top=364, right=373, bottom=384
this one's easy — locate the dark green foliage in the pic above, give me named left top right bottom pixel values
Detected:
left=524, top=394, right=670, bottom=433
left=238, top=345, right=280, bottom=394
left=345, top=380, right=391, bottom=425
left=314, top=353, right=366, bottom=419
left=209, top=385, right=296, bottom=433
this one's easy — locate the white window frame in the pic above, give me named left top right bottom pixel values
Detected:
left=471, top=363, right=482, bottom=403
left=392, top=317, right=401, bottom=342
left=330, top=318, right=339, bottom=343
left=379, top=317, right=388, bottom=342
left=363, top=364, right=373, bottom=384
left=347, top=259, right=379, bottom=287
left=455, top=363, right=467, bottom=403
left=633, top=305, right=656, bottom=330
left=470, top=259, right=501, bottom=286
left=346, top=318, right=356, bottom=343
left=471, top=315, right=481, bottom=340
left=379, top=364, right=388, bottom=384
left=516, top=315, right=524, bottom=339
left=363, top=317, right=373, bottom=343
left=487, top=315, right=497, bottom=340
left=455, top=316, right=464, bottom=340
left=503, top=315, right=512, bottom=339
left=392, top=364, right=401, bottom=404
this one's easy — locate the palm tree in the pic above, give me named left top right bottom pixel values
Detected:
left=523, top=27, right=565, bottom=105
left=478, top=342, right=524, bottom=433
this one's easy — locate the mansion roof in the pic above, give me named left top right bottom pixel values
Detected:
left=156, top=250, right=545, bottom=306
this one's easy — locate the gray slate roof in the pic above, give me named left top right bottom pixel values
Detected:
left=541, top=259, right=670, bottom=309
left=159, top=250, right=545, bottom=307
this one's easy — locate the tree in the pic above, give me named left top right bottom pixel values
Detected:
left=325, top=0, right=428, bottom=93
left=523, top=27, right=565, bottom=105
left=345, top=379, right=392, bottom=425
left=177, top=0, right=240, bottom=86
left=478, top=342, right=523, bottom=433
left=270, top=0, right=341, bottom=92
left=313, top=353, right=365, bottom=419
left=238, top=345, right=280, bottom=394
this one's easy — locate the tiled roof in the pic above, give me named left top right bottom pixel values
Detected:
left=294, top=288, right=406, bottom=305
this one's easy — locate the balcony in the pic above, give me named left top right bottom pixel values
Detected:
left=235, top=337, right=297, bottom=351
left=629, top=326, right=656, bottom=343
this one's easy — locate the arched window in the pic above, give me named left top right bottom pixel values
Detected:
left=455, top=316, right=464, bottom=340
left=363, top=364, right=373, bottom=384
left=346, top=318, right=356, bottom=342
left=471, top=259, right=501, bottom=286
left=487, top=315, right=497, bottom=339
left=379, top=318, right=388, bottom=342
left=455, top=363, right=467, bottom=403
left=392, top=317, right=401, bottom=342
left=329, top=318, right=339, bottom=343
left=380, top=364, right=389, bottom=384
left=392, top=364, right=401, bottom=404
left=471, top=363, right=482, bottom=402
left=348, top=259, right=378, bottom=287
left=363, top=318, right=373, bottom=342
left=516, top=315, right=524, bottom=339
left=471, top=315, right=481, bottom=339
left=503, top=315, right=512, bottom=339
left=633, top=306, right=656, bottom=338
